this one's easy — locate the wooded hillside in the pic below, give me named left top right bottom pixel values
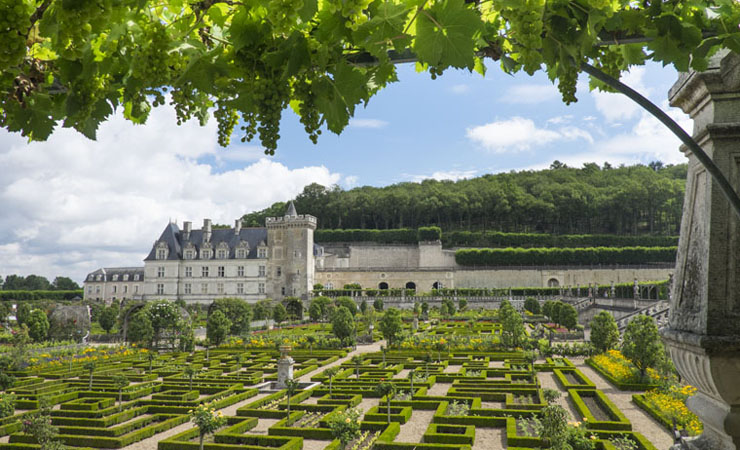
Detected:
left=242, top=162, right=687, bottom=235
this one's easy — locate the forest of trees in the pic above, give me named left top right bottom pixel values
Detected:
left=0, top=275, right=80, bottom=291
left=242, top=162, right=687, bottom=236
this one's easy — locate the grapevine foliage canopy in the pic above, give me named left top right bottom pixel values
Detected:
left=2, top=0, right=740, bottom=153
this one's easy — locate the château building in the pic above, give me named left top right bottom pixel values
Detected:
left=84, top=202, right=674, bottom=304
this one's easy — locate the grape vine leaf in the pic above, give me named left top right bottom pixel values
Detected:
left=413, top=0, right=483, bottom=70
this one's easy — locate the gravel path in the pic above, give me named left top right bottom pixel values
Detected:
left=394, top=410, right=435, bottom=443
left=473, top=427, right=505, bottom=450
left=427, top=382, right=451, bottom=396
left=572, top=358, right=674, bottom=449
left=536, top=372, right=580, bottom=421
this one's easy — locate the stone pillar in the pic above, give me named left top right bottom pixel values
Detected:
left=661, top=50, right=740, bottom=450
left=276, top=345, right=294, bottom=389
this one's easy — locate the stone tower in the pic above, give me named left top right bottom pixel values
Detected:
left=265, top=202, right=317, bottom=301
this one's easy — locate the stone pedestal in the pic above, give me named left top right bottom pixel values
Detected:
left=412, top=318, right=419, bottom=331
left=276, top=344, right=294, bottom=389
left=662, top=50, right=740, bottom=450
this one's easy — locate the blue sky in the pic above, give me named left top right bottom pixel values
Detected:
left=0, top=60, right=690, bottom=282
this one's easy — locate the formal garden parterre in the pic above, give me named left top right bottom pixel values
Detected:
left=0, top=297, right=702, bottom=449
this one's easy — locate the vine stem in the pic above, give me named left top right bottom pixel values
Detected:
left=579, top=62, right=740, bottom=221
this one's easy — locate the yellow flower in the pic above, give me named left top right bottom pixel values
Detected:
left=345, top=418, right=351, bottom=423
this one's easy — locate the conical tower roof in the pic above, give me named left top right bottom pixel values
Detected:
left=286, top=201, right=297, bottom=217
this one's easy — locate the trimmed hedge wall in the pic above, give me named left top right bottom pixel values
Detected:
left=455, top=246, right=677, bottom=266
left=443, top=231, right=678, bottom=249
left=0, top=290, right=83, bottom=301
left=315, top=229, right=418, bottom=244
left=569, top=389, right=631, bottom=431
left=585, top=358, right=658, bottom=391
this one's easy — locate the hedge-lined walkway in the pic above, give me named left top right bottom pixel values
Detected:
left=121, top=340, right=386, bottom=450
left=573, top=357, right=673, bottom=449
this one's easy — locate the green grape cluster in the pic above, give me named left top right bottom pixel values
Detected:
left=55, top=0, right=111, bottom=57
left=503, top=0, right=544, bottom=74
left=429, top=66, right=445, bottom=80
left=240, top=111, right=258, bottom=143
left=171, top=83, right=206, bottom=125
left=0, top=0, right=33, bottom=71
left=66, top=74, right=108, bottom=131
left=214, top=105, right=239, bottom=147
left=132, top=23, right=172, bottom=86
left=266, top=0, right=304, bottom=33
left=339, top=0, right=371, bottom=30
left=253, top=76, right=289, bottom=154
left=293, top=78, right=322, bottom=144
left=557, top=62, right=578, bottom=104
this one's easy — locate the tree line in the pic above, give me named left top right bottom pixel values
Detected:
left=0, top=275, right=80, bottom=291
left=242, top=162, right=687, bottom=236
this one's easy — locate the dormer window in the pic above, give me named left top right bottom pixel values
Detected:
left=201, top=249, right=212, bottom=259
left=112, top=274, right=119, bottom=281
left=155, top=242, right=169, bottom=260
left=237, top=249, right=246, bottom=258
left=185, top=250, right=195, bottom=260
left=96, top=275, right=102, bottom=281
left=134, top=274, right=140, bottom=281
left=217, top=249, right=227, bottom=259
left=258, top=248, right=267, bottom=258
left=123, top=274, right=129, bottom=281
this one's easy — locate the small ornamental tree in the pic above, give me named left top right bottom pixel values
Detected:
left=206, top=310, right=232, bottom=347
left=540, top=404, right=569, bottom=449
left=284, top=379, right=301, bottom=424
left=327, top=407, right=362, bottom=450
left=442, top=298, right=456, bottom=318
left=621, top=315, right=663, bottom=381
left=26, top=309, right=50, bottom=342
left=22, top=396, right=65, bottom=450
left=350, top=355, right=364, bottom=379
left=524, top=297, right=541, bottom=315
left=0, top=357, right=15, bottom=390
left=190, top=404, right=226, bottom=450
left=331, top=306, right=356, bottom=345
left=359, top=300, right=368, bottom=315
left=560, top=304, right=578, bottom=330
left=0, top=393, right=15, bottom=419
left=324, top=367, right=340, bottom=395
left=272, top=303, right=288, bottom=326
left=309, top=302, right=323, bottom=322
left=542, top=301, right=556, bottom=322
left=590, top=311, right=620, bottom=353
left=379, top=308, right=403, bottom=347
left=335, top=297, right=357, bottom=316
left=375, top=381, right=396, bottom=423
left=83, top=361, right=96, bottom=390
left=306, top=335, right=317, bottom=354
left=499, top=301, right=526, bottom=348
left=184, top=366, right=198, bottom=391
left=373, top=298, right=384, bottom=312
left=99, top=306, right=118, bottom=334
left=111, top=374, right=129, bottom=412
left=16, top=303, right=31, bottom=327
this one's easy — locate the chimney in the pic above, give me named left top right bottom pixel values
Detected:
left=183, top=221, right=192, bottom=240
left=203, top=219, right=212, bottom=242
left=235, top=219, right=242, bottom=235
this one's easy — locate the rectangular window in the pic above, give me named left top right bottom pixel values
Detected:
left=258, top=248, right=267, bottom=258
left=237, top=266, right=244, bottom=277
left=281, top=286, right=286, bottom=295
left=294, top=250, right=300, bottom=258
left=157, top=266, right=165, bottom=277
left=185, top=267, right=192, bottom=277
left=237, top=249, right=246, bottom=258
left=202, top=266, right=209, bottom=277
left=184, top=283, right=191, bottom=294
left=217, top=249, right=227, bottom=259
left=157, top=284, right=164, bottom=295
left=157, top=249, right=166, bottom=259
left=124, top=285, right=128, bottom=294
left=237, top=283, right=244, bottom=294
left=201, top=283, right=208, bottom=294
left=258, top=283, right=265, bottom=294
left=276, top=266, right=282, bottom=277
left=259, top=266, right=266, bottom=277
left=112, top=285, right=117, bottom=293
left=218, top=266, right=225, bottom=277
left=217, top=283, right=224, bottom=294
left=134, top=285, right=139, bottom=294
left=87, top=286, right=92, bottom=293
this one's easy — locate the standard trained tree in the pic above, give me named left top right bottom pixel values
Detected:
left=99, top=305, right=118, bottom=334
left=331, top=306, right=356, bottom=345
left=621, top=315, right=663, bottom=381
left=499, top=300, right=526, bottom=348
left=379, top=308, right=403, bottom=347
left=206, top=310, right=232, bottom=347
left=26, top=309, right=49, bottom=342
left=112, top=374, right=129, bottom=412
left=590, top=311, right=620, bottom=353
left=560, top=303, right=578, bottom=330
left=272, top=304, right=288, bottom=326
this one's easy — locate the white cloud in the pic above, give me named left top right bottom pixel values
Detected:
left=0, top=105, right=341, bottom=283
left=215, top=146, right=265, bottom=163
left=591, top=67, right=651, bottom=122
left=466, top=117, right=592, bottom=152
left=450, top=84, right=470, bottom=94
left=547, top=115, right=573, bottom=125
left=349, top=118, right=388, bottom=129
left=407, top=170, right=478, bottom=182
left=500, top=84, right=560, bottom=104
left=343, top=175, right=359, bottom=189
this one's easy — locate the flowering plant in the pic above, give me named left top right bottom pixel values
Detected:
left=327, top=407, right=361, bottom=450
left=189, top=404, right=226, bottom=450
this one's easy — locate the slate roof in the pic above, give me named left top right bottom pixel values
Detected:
left=144, top=223, right=268, bottom=261
left=85, top=267, right=145, bottom=282
left=286, top=201, right=298, bottom=217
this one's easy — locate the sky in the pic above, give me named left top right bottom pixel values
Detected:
left=0, top=61, right=692, bottom=283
